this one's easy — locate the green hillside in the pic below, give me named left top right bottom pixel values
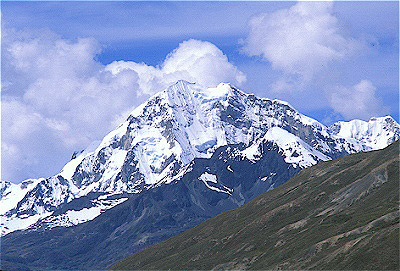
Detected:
left=111, top=141, right=399, bottom=270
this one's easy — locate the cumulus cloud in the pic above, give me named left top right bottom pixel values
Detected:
left=105, top=39, right=246, bottom=94
left=242, top=1, right=359, bottom=81
left=2, top=29, right=244, bottom=183
left=327, top=80, right=390, bottom=120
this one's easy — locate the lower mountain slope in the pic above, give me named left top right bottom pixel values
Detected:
left=111, top=140, right=399, bottom=270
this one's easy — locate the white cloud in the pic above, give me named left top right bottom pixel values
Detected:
left=105, top=39, right=246, bottom=94
left=163, top=39, right=246, bottom=86
left=327, top=80, right=390, bottom=120
left=2, top=30, right=245, bottom=183
left=242, top=1, right=359, bottom=80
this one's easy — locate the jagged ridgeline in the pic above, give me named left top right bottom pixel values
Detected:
left=1, top=81, right=399, bottom=270
left=112, top=141, right=399, bottom=270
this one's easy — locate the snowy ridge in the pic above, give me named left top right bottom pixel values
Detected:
left=0, top=179, right=42, bottom=215
left=29, top=196, right=128, bottom=230
left=263, top=127, right=330, bottom=167
left=242, top=127, right=331, bottom=168
left=1, top=80, right=399, bottom=236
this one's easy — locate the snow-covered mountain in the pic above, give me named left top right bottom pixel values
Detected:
left=328, top=116, right=399, bottom=150
left=1, top=80, right=399, bottom=237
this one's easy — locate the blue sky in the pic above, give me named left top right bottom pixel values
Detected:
left=2, top=1, right=399, bottom=183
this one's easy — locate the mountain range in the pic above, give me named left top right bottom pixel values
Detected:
left=1, top=80, right=399, bottom=270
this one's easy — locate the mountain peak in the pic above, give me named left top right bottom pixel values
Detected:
left=164, top=80, right=237, bottom=102
left=1, top=81, right=399, bottom=237
left=329, top=115, right=399, bottom=150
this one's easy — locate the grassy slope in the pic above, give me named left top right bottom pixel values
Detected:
left=111, top=141, right=399, bottom=270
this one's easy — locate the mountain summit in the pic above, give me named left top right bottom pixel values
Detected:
left=1, top=81, right=399, bottom=270
left=1, top=80, right=399, bottom=236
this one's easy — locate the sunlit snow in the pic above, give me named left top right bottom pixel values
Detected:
left=1, top=80, right=398, bottom=236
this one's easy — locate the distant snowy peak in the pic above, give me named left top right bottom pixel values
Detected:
left=329, top=116, right=400, bottom=150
